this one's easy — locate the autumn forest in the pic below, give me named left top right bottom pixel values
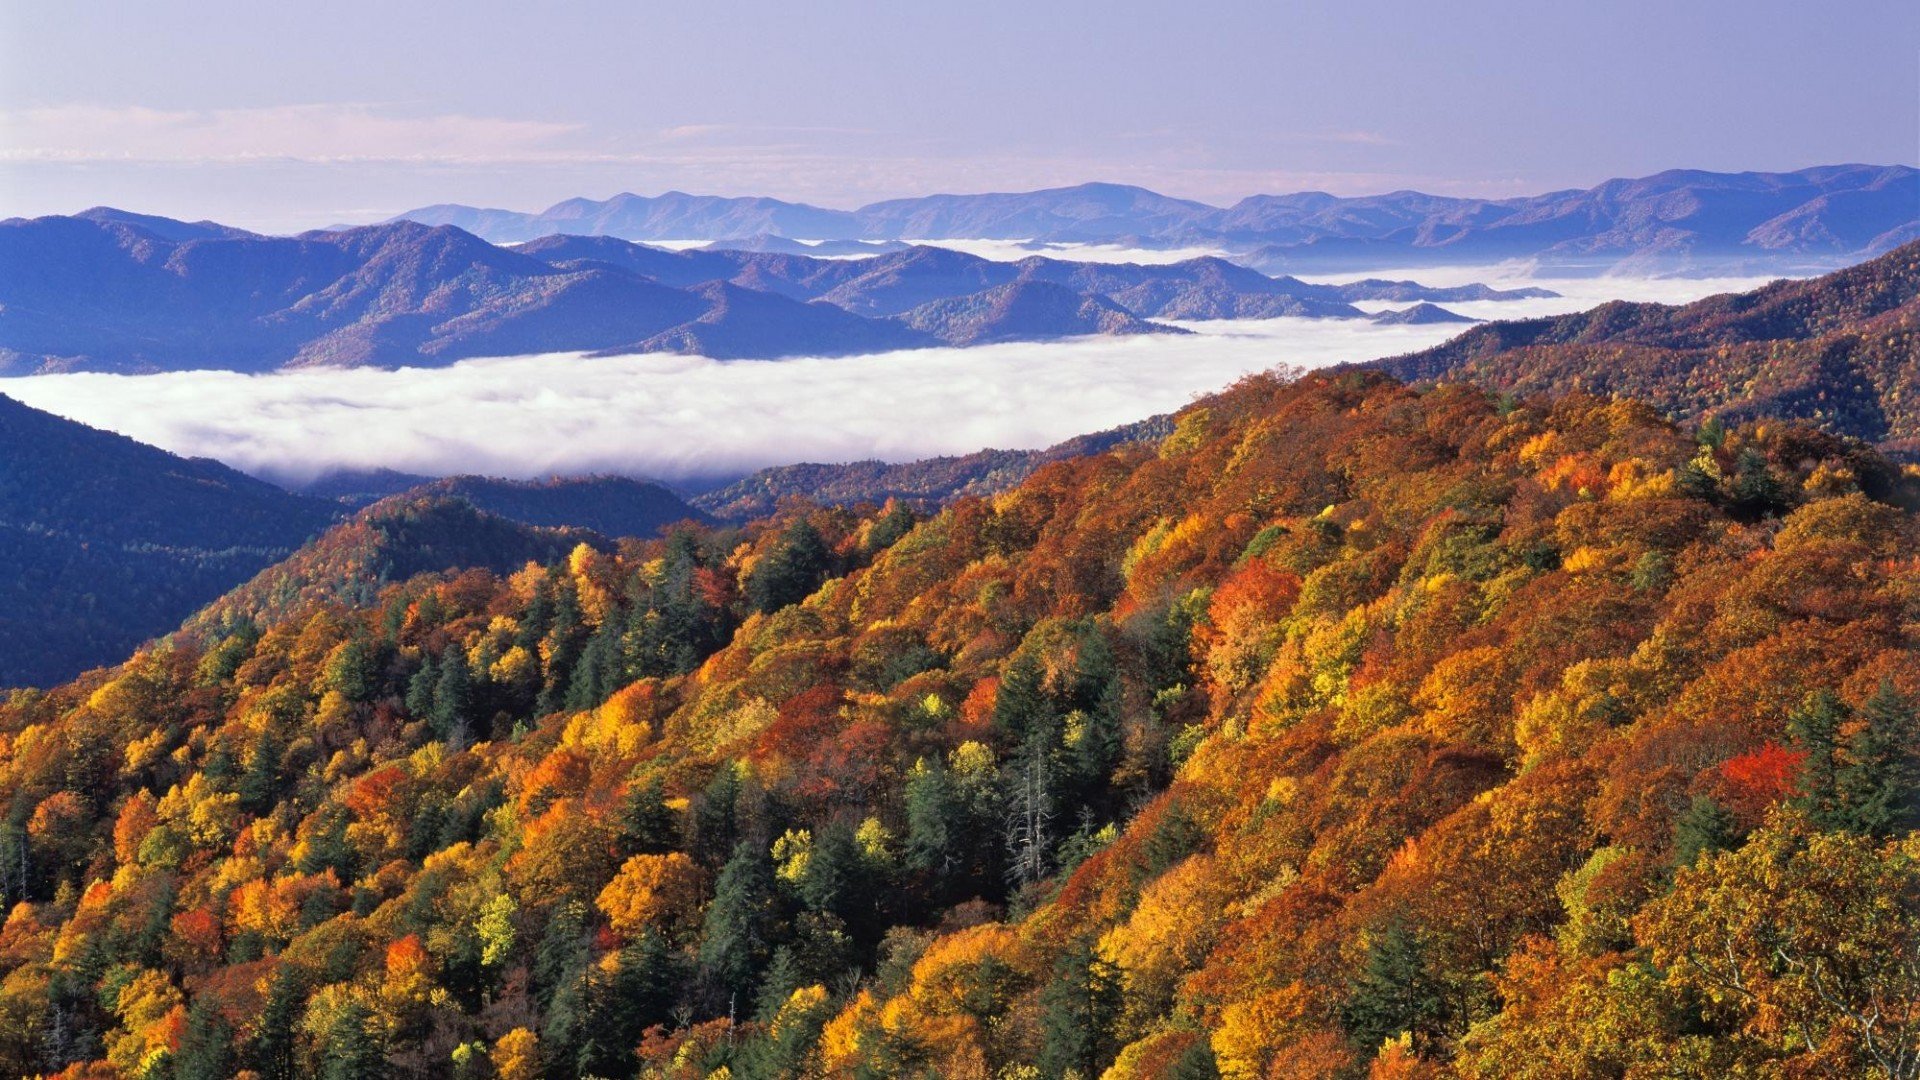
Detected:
left=2, top=228, right=1919, bottom=1080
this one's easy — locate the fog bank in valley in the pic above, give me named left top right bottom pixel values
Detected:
left=3, top=268, right=1785, bottom=488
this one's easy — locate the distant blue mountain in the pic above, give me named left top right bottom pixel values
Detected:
left=390, top=165, right=1918, bottom=272
left=0, top=213, right=1541, bottom=373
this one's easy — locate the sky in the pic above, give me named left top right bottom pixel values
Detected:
left=2, top=0, right=1916, bottom=232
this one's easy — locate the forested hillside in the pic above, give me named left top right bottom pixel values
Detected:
left=0, top=394, right=335, bottom=688
left=0, top=367, right=1914, bottom=1078
left=1373, top=239, right=1920, bottom=456
left=692, top=416, right=1172, bottom=521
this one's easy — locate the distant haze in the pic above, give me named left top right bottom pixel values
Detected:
left=2, top=0, right=1915, bottom=231
left=1, top=269, right=1786, bottom=486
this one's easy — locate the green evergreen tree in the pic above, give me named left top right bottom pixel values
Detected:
left=238, top=723, right=286, bottom=814
left=575, top=929, right=689, bottom=1079
left=1834, top=680, right=1920, bottom=837
left=538, top=584, right=587, bottom=716
left=797, top=819, right=867, bottom=930
left=994, top=651, right=1051, bottom=739
left=318, top=1000, right=387, bottom=1080
left=699, top=841, right=779, bottom=1007
left=518, top=574, right=556, bottom=649
left=746, top=519, right=834, bottom=614
left=1037, top=939, right=1122, bottom=1080
left=566, top=613, right=625, bottom=711
left=1169, top=1036, right=1222, bottom=1080
left=327, top=637, right=380, bottom=702
left=431, top=645, right=474, bottom=744
left=753, top=946, right=806, bottom=1023
left=617, top=929, right=689, bottom=1035
left=1005, top=730, right=1057, bottom=890
left=1730, top=447, right=1786, bottom=516
left=535, top=902, right=594, bottom=1076
left=171, top=997, right=233, bottom=1080
left=1672, top=794, right=1739, bottom=868
left=1142, top=801, right=1205, bottom=878
left=1066, top=674, right=1124, bottom=808
left=617, top=774, right=677, bottom=856
left=1340, top=920, right=1443, bottom=1054
left=1788, top=689, right=1849, bottom=828
left=904, top=758, right=961, bottom=879
left=691, top=766, right=743, bottom=868
left=866, top=502, right=918, bottom=554
left=405, top=651, right=439, bottom=717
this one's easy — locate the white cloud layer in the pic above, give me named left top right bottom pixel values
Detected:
left=0, top=270, right=1787, bottom=488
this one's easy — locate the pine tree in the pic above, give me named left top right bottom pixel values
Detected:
left=699, top=841, right=779, bottom=1006
left=538, top=584, right=586, bottom=716
left=1038, top=940, right=1122, bottom=1079
left=1169, top=1037, right=1222, bottom=1080
left=1672, top=794, right=1738, bottom=868
left=691, top=766, right=742, bottom=868
left=797, top=820, right=866, bottom=930
left=567, top=614, right=626, bottom=711
left=431, top=645, right=474, bottom=745
left=172, top=998, right=233, bottom=1080
left=617, top=775, right=677, bottom=857
left=904, top=758, right=961, bottom=879
left=326, top=637, right=380, bottom=702
left=404, top=651, right=439, bottom=717
left=1730, top=447, right=1786, bottom=516
left=1834, top=681, right=1920, bottom=837
left=578, top=930, right=687, bottom=1079
left=1066, top=672, right=1124, bottom=810
left=617, top=929, right=688, bottom=1033
left=746, top=519, right=835, bottom=614
left=1788, top=689, right=1848, bottom=829
left=535, top=902, right=593, bottom=1074
left=1340, top=920, right=1443, bottom=1054
left=238, top=723, right=286, bottom=814
left=994, top=651, right=1051, bottom=739
left=518, top=574, right=556, bottom=649
left=318, top=1000, right=387, bottom=1080
left=754, top=946, right=806, bottom=1023
left=1142, top=801, right=1205, bottom=878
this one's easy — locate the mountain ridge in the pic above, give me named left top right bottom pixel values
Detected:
left=0, top=213, right=1529, bottom=373
left=387, top=164, right=1918, bottom=273
left=1366, top=238, right=1920, bottom=454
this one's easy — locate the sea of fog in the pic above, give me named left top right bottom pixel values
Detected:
left=3, top=254, right=1794, bottom=487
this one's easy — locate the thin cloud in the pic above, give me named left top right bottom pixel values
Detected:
left=0, top=103, right=585, bottom=165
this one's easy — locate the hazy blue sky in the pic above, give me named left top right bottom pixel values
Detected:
left=3, top=0, right=1915, bottom=231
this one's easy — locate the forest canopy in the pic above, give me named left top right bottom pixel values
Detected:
left=0, top=367, right=1915, bottom=1078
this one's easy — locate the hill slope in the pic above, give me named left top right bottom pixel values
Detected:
left=407, top=476, right=712, bottom=538
left=188, top=495, right=612, bottom=633
left=1370, top=239, right=1920, bottom=454
left=0, top=394, right=335, bottom=686
left=0, top=365, right=1913, bottom=1077
left=691, top=415, right=1174, bottom=520
left=897, top=281, right=1186, bottom=345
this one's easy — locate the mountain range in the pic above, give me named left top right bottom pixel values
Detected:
left=1370, top=238, right=1920, bottom=456
left=394, top=164, right=1918, bottom=273
left=0, top=210, right=1532, bottom=373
